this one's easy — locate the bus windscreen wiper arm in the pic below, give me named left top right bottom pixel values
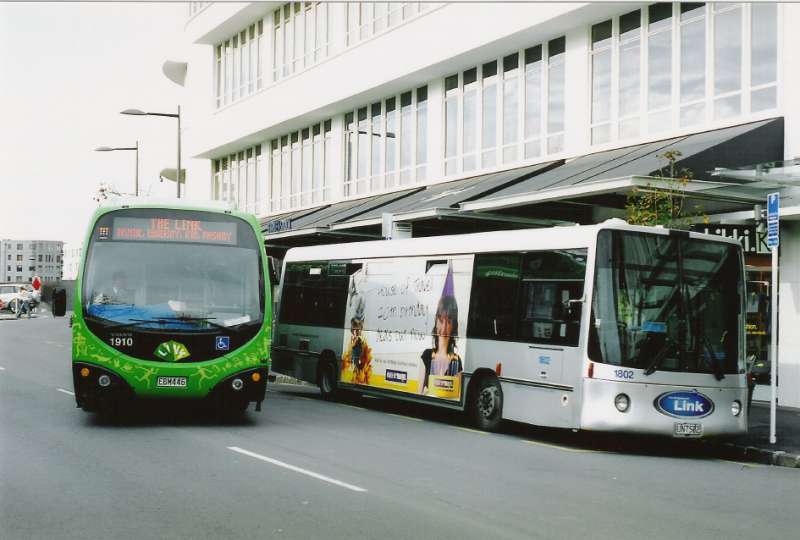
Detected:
left=159, top=315, right=229, bottom=331
left=643, top=341, right=673, bottom=376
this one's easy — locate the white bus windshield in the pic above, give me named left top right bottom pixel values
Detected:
left=589, top=230, right=742, bottom=376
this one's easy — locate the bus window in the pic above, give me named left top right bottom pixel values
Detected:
left=279, top=261, right=359, bottom=328
left=518, top=250, right=587, bottom=346
left=468, top=253, right=520, bottom=339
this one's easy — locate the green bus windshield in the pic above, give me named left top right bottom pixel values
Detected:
left=82, top=208, right=264, bottom=332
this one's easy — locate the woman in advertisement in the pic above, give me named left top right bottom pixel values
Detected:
left=420, top=266, right=463, bottom=397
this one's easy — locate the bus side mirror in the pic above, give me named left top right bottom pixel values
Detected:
left=52, top=288, right=67, bottom=317
left=267, top=256, right=281, bottom=285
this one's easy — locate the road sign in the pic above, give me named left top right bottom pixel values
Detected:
left=767, top=192, right=779, bottom=249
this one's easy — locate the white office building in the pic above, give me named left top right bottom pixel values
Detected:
left=169, top=2, right=800, bottom=407
left=62, top=242, right=83, bottom=282
left=0, top=239, right=63, bottom=284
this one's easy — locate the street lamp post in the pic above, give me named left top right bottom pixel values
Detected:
left=94, top=141, right=139, bottom=196
left=121, top=106, right=182, bottom=198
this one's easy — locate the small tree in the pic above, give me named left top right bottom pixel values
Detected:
left=625, top=150, right=706, bottom=229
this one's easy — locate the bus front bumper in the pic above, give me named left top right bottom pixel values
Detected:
left=72, top=363, right=267, bottom=412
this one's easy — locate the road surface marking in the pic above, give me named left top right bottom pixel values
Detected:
left=227, top=446, right=368, bottom=493
left=387, top=413, right=422, bottom=422
left=0, top=366, right=5, bottom=371
left=45, top=340, right=66, bottom=349
left=452, top=426, right=488, bottom=435
left=338, top=403, right=366, bottom=411
left=57, top=388, right=75, bottom=396
left=716, top=459, right=764, bottom=469
left=524, top=440, right=597, bottom=453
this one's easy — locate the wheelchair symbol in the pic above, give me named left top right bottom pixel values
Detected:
left=215, top=336, right=230, bottom=351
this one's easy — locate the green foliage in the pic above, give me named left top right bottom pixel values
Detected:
left=625, top=150, right=707, bottom=229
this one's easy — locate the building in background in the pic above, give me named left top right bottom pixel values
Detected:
left=62, top=242, right=83, bottom=281
left=0, top=239, right=63, bottom=284
left=169, top=2, right=800, bottom=407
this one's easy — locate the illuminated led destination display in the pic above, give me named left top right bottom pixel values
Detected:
left=109, top=217, right=238, bottom=245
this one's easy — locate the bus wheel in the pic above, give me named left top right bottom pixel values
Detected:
left=318, top=359, right=338, bottom=401
left=468, top=376, right=503, bottom=432
left=221, top=399, right=249, bottom=421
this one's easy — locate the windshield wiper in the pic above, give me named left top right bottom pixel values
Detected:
left=701, top=335, right=726, bottom=381
left=158, top=315, right=231, bottom=331
left=643, top=337, right=674, bottom=376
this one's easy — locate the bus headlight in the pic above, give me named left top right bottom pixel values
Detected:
left=614, top=393, right=630, bottom=413
left=98, top=374, right=112, bottom=387
left=731, top=400, right=742, bottom=417
left=231, top=378, right=244, bottom=391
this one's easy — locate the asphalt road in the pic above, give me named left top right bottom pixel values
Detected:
left=1, top=316, right=798, bottom=540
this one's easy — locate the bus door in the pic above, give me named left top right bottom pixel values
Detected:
left=516, top=250, right=587, bottom=424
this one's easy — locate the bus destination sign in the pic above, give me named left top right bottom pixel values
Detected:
left=110, top=217, right=238, bottom=245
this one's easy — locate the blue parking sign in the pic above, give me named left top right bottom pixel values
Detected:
left=767, top=192, right=779, bottom=249
left=215, top=336, right=230, bottom=351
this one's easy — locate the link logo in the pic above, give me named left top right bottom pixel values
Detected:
left=154, top=340, right=190, bottom=362
left=654, top=391, right=714, bottom=419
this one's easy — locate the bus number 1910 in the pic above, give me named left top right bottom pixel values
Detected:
left=109, top=337, right=133, bottom=347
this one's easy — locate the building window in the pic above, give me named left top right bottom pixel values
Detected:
left=591, top=20, right=613, bottom=144
left=344, top=86, right=428, bottom=197
left=215, top=20, right=264, bottom=108
left=273, top=2, right=329, bottom=83
left=590, top=3, right=778, bottom=145
left=269, top=120, right=333, bottom=213
left=444, top=36, right=565, bottom=177
left=212, top=144, right=264, bottom=214
left=346, top=2, right=431, bottom=46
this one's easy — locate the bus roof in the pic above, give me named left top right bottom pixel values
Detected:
left=283, top=220, right=741, bottom=262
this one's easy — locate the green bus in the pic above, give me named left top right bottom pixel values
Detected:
left=71, top=200, right=271, bottom=416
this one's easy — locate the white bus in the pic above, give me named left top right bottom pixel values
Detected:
left=271, top=220, right=747, bottom=437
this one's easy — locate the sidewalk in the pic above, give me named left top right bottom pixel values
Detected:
left=716, top=402, right=800, bottom=468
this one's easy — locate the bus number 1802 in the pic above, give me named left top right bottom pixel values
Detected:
left=614, top=369, right=634, bottom=380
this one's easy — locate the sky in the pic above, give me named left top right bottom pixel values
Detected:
left=0, top=1, right=187, bottom=245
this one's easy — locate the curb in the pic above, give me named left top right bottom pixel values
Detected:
left=717, top=442, right=800, bottom=468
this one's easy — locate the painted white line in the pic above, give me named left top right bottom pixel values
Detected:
left=387, top=413, right=422, bottom=422
left=338, top=403, right=366, bottom=411
left=0, top=366, right=5, bottom=371
left=524, top=440, right=598, bottom=453
left=57, top=388, right=75, bottom=396
left=716, top=459, right=765, bottom=469
left=227, top=446, right=367, bottom=493
left=452, top=426, right=489, bottom=435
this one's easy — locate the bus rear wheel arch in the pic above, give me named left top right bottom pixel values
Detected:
left=466, top=372, right=503, bottom=432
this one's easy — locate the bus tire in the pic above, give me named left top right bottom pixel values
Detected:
left=468, top=376, right=503, bottom=432
left=318, top=357, right=338, bottom=401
